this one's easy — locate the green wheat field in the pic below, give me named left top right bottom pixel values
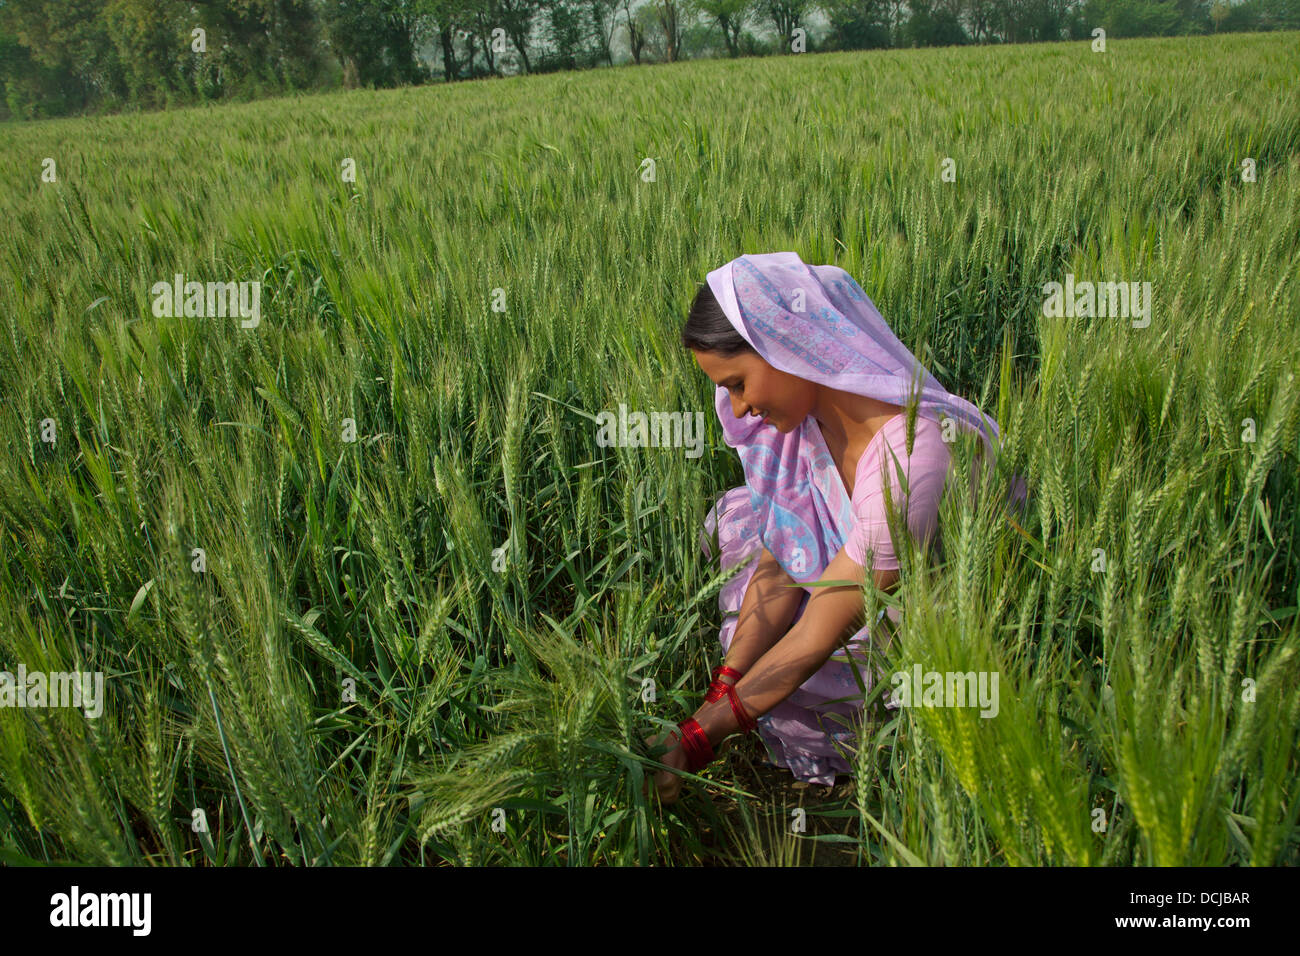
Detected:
left=1, top=30, right=1298, bottom=866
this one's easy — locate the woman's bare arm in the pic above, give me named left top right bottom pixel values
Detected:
left=693, top=546, right=901, bottom=743
left=720, top=546, right=807, bottom=679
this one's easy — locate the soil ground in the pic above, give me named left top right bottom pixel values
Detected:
left=692, top=730, right=869, bottom=866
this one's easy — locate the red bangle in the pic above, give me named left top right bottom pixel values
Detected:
left=704, top=664, right=744, bottom=703
left=723, top=683, right=758, bottom=733
left=676, top=718, right=715, bottom=772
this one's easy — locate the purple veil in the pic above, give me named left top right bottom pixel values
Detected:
left=705, top=251, right=1006, bottom=584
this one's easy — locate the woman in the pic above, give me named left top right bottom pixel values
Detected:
left=647, top=251, right=1019, bottom=804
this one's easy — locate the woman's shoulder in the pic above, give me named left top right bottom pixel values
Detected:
left=854, top=413, right=952, bottom=500
left=874, top=412, right=951, bottom=461
left=844, top=413, right=953, bottom=568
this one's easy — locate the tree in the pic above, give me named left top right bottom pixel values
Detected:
left=426, top=0, right=477, bottom=81
left=623, top=0, right=650, bottom=61
left=694, top=0, right=754, bottom=57
left=651, top=0, right=684, bottom=61
left=99, top=0, right=186, bottom=108
left=495, top=0, right=541, bottom=73
left=585, top=0, right=624, bottom=64
left=904, top=0, right=970, bottom=44
left=0, top=0, right=118, bottom=113
left=1209, top=0, right=1229, bottom=29
left=191, top=0, right=329, bottom=94
left=470, top=1, right=508, bottom=77
left=965, top=0, right=998, bottom=41
left=1254, top=0, right=1300, bottom=29
left=541, top=0, right=595, bottom=70
left=1080, top=0, right=1182, bottom=38
left=323, top=0, right=422, bottom=90
left=823, top=0, right=892, bottom=49
left=762, top=0, right=815, bottom=51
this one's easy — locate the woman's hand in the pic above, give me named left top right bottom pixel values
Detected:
left=643, top=731, right=691, bottom=805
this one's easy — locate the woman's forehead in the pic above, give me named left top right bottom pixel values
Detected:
left=694, top=349, right=757, bottom=381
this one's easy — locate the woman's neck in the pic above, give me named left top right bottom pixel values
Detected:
left=812, top=385, right=905, bottom=453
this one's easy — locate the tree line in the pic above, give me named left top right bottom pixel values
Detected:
left=0, top=0, right=1295, bottom=120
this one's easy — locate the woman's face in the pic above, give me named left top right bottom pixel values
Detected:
left=691, top=348, right=816, bottom=433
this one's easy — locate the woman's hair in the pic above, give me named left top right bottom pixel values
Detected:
left=680, top=282, right=757, bottom=357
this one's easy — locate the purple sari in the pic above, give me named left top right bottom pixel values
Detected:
left=695, top=252, right=1024, bottom=785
